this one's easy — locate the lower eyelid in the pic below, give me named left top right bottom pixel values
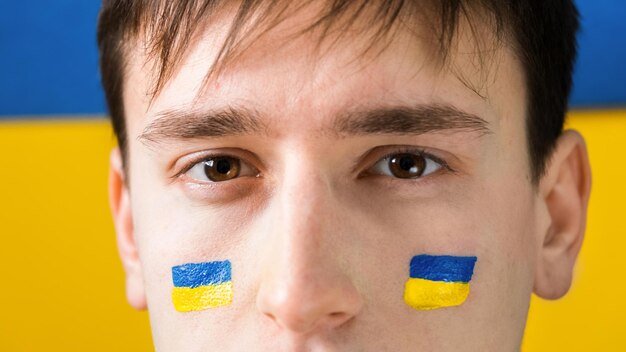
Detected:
left=178, top=176, right=259, bottom=204
left=366, top=152, right=444, bottom=178
left=177, top=148, right=450, bottom=184
left=172, top=148, right=262, bottom=178
left=183, top=158, right=259, bottom=183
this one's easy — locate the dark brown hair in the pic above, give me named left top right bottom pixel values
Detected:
left=97, top=0, right=579, bottom=183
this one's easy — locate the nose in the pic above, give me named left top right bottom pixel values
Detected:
left=256, top=165, right=363, bottom=335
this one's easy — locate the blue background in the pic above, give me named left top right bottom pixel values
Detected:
left=0, top=0, right=624, bottom=117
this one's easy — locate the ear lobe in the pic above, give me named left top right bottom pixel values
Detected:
left=109, top=148, right=147, bottom=310
left=534, top=130, right=592, bottom=300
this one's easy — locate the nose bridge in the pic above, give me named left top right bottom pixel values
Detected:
left=256, top=150, right=362, bottom=334
left=270, top=152, right=337, bottom=291
left=279, top=155, right=330, bottom=255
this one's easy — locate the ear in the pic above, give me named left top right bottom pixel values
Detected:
left=534, top=129, right=592, bottom=299
left=109, top=148, right=147, bottom=310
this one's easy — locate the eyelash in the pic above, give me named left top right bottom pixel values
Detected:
left=170, top=152, right=254, bottom=180
left=372, top=147, right=454, bottom=175
left=171, top=147, right=454, bottom=182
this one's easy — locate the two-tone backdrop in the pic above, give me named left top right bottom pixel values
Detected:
left=1, top=1, right=624, bottom=350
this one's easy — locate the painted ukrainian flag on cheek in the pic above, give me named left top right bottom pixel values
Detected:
left=404, top=255, right=477, bottom=310
left=171, top=260, right=233, bottom=312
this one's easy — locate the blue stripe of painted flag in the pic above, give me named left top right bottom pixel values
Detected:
left=410, top=255, right=477, bottom=283
left=172, top=260, right=231, bottom=288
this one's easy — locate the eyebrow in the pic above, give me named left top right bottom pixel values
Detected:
left=139, top=103, right=491, bottom=145
left=333, top=104, right=491, bottom=137
left=139, top=106, right=267, bottom=144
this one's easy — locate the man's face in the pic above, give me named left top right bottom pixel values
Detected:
left=116, top=9, right=544, bottom=351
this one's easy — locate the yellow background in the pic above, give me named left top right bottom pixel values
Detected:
left=0, top=110, right=624, bottom=350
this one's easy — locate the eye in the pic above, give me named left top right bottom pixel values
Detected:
left=369, top=152, right=442, bottom=179
left=186, top=156, right=258, bottom=182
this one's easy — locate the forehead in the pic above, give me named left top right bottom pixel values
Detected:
left=122, top=5, right=525, bottom=141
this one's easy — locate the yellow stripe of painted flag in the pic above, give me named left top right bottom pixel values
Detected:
left=404, top=278, right=470, bottom=310
left=172, top=282, right=233, bottom=312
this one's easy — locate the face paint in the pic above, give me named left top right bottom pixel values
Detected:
left=171, top=260, right=232, bottom=312
left=404, top=254, right=477, bottom=310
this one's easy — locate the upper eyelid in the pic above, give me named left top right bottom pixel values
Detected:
left=171, top=151, right=259, bottom=179
left=380, top=150, right=452, bottom=172
left=171, top=145, right=454, bottom=181
left=365, top=151, right=443, bottom=177
left=354, top=146, right=452, bottom=175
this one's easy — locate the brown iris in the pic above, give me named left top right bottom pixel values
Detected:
left=203, top=157, right=241, bottom=182
left=388, top=153, right=426, bottom=178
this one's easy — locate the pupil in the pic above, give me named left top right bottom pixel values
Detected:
left=215, top=158, right=231, bottom=174
left=399, top=156, right=416, bottom=171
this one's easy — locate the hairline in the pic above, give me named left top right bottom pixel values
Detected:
left=107, top=1, right=547, bottom=186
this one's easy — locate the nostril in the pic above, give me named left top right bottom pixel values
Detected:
left=265, top=312, right=277, bottom=322
left=326, top=311, right=354, bottom=327
left=256, top=257, right=364, bottom=334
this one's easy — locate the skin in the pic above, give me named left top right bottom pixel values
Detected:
left=109, top=6, right=592, bottom=351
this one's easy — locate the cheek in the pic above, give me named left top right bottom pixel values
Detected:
left=129, top=184, right=259, bottom=345
left=342, top=193, right=484, bottom=316
left=132, top=190, right=255, bottom=282
left=127, top=161, right=251, bottom=286
left=478, top=164, right=539, bottom=273
left=467, top=173, right=538, bottom=329
left=362, top=172, right=537, bottom=309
